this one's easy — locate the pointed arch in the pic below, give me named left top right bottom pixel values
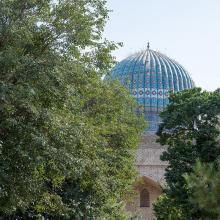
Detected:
left=140, top=188, right=150, bottom=207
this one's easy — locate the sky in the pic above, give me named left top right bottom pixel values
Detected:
left=104, top=0, right=220, bottom=91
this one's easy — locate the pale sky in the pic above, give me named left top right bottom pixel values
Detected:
left=104, top=0, right=220, bottom=91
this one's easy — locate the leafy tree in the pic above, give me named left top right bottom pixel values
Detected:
left=154, top=194, right=187, bottom=220
left=154, top=88, right=220, bottom=219
left=185, top=160, right=220, bottom=220
left=0, top=0, right=145, bottom=219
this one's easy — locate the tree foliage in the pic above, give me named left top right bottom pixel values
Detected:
left=0, top=0, right=145, bottom=219
left=154, top=88, right=220, bottom=219
left=185, top=159, right=220, bottom=220
left=154, top=194, right=187, bottom=220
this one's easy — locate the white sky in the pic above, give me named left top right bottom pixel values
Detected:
left=104, top=0, right=220, bottom=91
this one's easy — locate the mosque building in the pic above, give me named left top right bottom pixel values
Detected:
left=109, top=44, right=195, bottom=220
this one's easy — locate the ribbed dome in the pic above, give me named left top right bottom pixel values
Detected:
left=110, top=46, right=195, bottom=133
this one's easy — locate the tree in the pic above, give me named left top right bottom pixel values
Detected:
left=154, top=194, right=187, bottom=220
left=154, top=88, right=220, bottom=219
left=185, top=120, right=220, bottom=219
left=185, top=160, right=220, bottom=220
left=0, top=0, right=145, bottom=218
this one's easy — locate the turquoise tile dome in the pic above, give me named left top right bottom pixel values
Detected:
left=110, top=45, right=195, bottom=133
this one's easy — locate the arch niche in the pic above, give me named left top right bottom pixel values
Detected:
left=126, top=176, right=162, bottom=220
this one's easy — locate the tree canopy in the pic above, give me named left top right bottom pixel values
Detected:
left=154, top=88, right=220, bottom=220
left=185, top=159, right=220, bottom=220
left=0, top=0, right=145, bottom=219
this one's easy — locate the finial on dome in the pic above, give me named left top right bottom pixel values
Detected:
left=147, top=42, right=150, bottom=49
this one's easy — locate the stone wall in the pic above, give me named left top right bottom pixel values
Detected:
left=127, top=133, right=167, bottom=220
left=137, top=133, right=167, bottom=183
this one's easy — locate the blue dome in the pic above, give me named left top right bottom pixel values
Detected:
left=110, top=47, right=195, bottom=133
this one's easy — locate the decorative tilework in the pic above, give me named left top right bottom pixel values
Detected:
left=110, top=48, right=195, bottom=133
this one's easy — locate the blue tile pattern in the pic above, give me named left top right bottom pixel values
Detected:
left=110, top=48, right=195, bottom=133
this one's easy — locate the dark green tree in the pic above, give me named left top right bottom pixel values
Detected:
left=185, top=160, right=220, bottom=220
left=154, top=88, right=220, bottom=220
left=0, top=0, right=145, bottom=219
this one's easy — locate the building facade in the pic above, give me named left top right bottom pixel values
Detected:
left=110, top=45, right=194, bottom=219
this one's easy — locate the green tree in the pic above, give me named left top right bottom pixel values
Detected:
left=0, top=0, right=145, bottom=219
left=154, top=88, right=220, bottom=219
left=185, top=160, right=220, bottom=220
left=154, top=194, right=187, bottom=220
